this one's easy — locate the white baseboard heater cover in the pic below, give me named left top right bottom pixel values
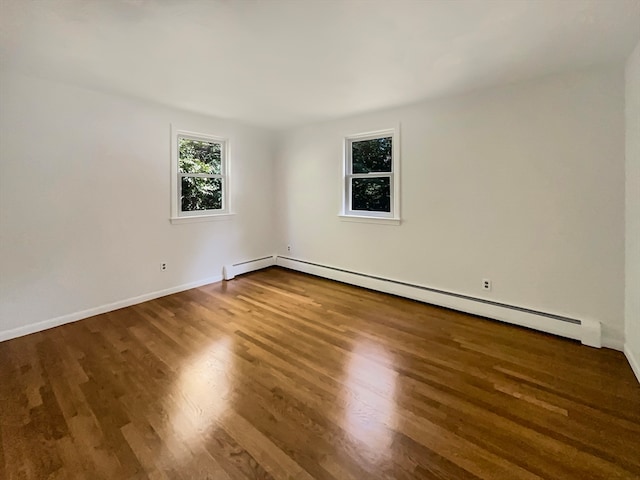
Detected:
left=223, top=255, right=276, bottom=280
left=275, top=256, right=602, bottom=348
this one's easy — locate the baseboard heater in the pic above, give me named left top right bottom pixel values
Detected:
left=223, top=255, right=276, bottom=280
left=275, top=256, right=601, bottom=348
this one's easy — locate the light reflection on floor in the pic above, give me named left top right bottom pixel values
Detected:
left=342, top=339, right=398, bottom=463
left=165, top=336, right=234, bottom=460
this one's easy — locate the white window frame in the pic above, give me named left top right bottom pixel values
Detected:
left=170, top=127, right=233, bottom=224
left=340, top=127, right=401, bottom=225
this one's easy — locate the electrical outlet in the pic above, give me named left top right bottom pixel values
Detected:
left=160, top=262, right=167, bottom=271
left=287, top=245, right=291, bottom=253
left=482, top=278, right=491, bottom=291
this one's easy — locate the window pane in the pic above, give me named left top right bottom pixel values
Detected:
left=181, top=177, right=222, bottom=211
left=179, top=138, right=222, bottom=174
left=352, top=137, right=392, bottom=174
left=352, top=177, right=390, bottom=212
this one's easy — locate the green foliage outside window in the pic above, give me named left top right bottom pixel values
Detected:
left=352, top=177, right=391, bottom=212
left=352, top=137, right=392, bottom=173
left=351, top=137, right=392, bottom=212
left=179, top=138, right=223, bottom=211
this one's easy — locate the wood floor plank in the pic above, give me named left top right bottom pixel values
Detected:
left=1, top=267, right=639, bottom=479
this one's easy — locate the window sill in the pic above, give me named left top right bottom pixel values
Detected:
left=338, top=214, right=401, bottom=226
left=170, top=213, right=235, bottom=225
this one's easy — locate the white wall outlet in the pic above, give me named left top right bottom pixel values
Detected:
left=287, top=245, right=291, bottom=253
left=482, top=278, right=491, bottom=291
left=160, top=262, right=167, bottom=271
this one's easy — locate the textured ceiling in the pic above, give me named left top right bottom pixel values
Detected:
left=1, top=0, right=639, bottom=128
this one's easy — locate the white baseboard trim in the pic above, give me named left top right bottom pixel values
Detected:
left=0, top=274, right=223, bottom=343
left=223, top=255, right=276, bottom=280
left=624, top=344, right=640, bottom=384
left=0, top=254, right=610, bottom=356
left=276, top=256, right=603, bottom=348
left=1, top=254, right=280, bottom=344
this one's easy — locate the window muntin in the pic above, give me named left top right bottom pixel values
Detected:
left=344, top=129, right=398, bottom=219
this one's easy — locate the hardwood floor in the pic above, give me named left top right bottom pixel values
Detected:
left=1, top=267, right=639, bottom=480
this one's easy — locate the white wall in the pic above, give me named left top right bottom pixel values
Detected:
left=0, top=66, right=629, bottom=351
left=0, top=72, right=276, bottom=336
left=276, top=67, right=626, bottom=346
left=625, top=41, right=640, bottom=377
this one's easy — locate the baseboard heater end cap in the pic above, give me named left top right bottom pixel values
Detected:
left=222, top=265, right=235, bottom=281
left=580, top=319, right=602, bottom=348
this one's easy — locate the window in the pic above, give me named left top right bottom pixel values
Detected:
left=342, top=128, right=400, bottom=223
left=170, top=128, right=231, bottom=223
